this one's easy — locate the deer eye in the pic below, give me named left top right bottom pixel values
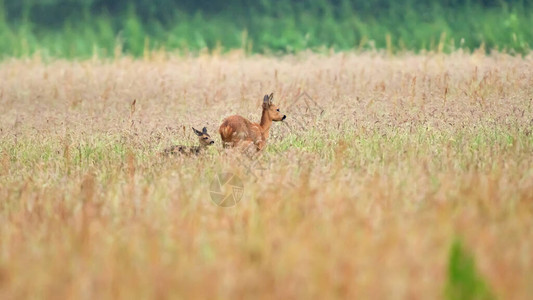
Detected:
left=276, top=109, right=280, bottom=112
left=203, top=137, right=208, bottom=139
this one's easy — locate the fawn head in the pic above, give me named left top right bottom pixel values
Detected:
left=193, top=127, right=215, bottom=146
left=262, top=93, right=286, bottom=122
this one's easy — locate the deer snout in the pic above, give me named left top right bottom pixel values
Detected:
left=209, top=141, right=215, bottom=145
left=282, top=115, right=286, bottom=120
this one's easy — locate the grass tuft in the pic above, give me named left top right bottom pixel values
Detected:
left=446, top=238, right=496, bottom=300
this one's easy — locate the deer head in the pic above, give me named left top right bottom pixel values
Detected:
left=262, top=93, right=286, bottom=122
left=193, top=127, right=215, bottom=146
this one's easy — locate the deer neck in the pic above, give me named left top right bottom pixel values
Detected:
left=259, top=108, right=272, bottom=138
left=198, top=139, right=207, bottom=150
left=200, top=142, right=210, bottom=149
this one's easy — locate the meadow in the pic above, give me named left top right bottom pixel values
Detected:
left=0, top=50, right=532, bottom=299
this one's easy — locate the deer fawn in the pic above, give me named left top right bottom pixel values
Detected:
left=219, top=93, right=286, bottom=151
left=161, top=127, right=214, bottom=156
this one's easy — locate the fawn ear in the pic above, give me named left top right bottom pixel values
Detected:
left=268, top=93, right=274, bottom=104
left=202, top=127, right=208, bottom=134
left=192, top=127, right=203, bottom=136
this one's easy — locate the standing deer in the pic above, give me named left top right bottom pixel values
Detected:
left=160, top=127, right=214, bottom=156
left=219, top=93, right=286, bottom=151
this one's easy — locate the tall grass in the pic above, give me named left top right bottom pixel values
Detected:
left=0, top=52, right=532, bottom=298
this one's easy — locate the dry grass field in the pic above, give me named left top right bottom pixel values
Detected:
left=0, top=51, right=532, bottom=299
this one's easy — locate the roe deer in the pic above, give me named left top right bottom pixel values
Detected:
left=219, top=93, right=286, bottom=151
left=161, top=127, right=214, bottom=156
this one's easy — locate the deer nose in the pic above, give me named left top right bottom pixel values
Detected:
left=282, top=115, right=286, bottom=120
left=210, top=141, right=215, bottom=144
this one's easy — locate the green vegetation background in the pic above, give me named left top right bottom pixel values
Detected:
left=0, top=0, right=531, bottom=57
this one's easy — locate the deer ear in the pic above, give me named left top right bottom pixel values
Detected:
left=268, top=93, right=274, bottom=104
left=192, top=127, right=203, bottom=136
left=202, top=127, right=208, bottom=134
left=263, top=94, right=270, bottom=108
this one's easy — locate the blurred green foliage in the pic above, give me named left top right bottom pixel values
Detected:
left=446, top=239, right=496, bottom=300
left=0, top=0, right=531, bottom=57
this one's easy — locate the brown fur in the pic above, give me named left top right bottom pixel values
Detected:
left=219, top=93, right=286, bottom=151
left=161, top=127, right=214, bottom=156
